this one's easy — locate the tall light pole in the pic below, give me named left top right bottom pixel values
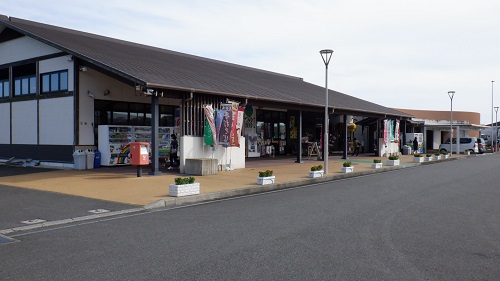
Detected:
left=448, top=91, right=455, bottom=155
left=320, top=49, right=333, bottom=175
left=495, top=106, right=499, bottom=152
left=492, top=81, right=495, bottom=151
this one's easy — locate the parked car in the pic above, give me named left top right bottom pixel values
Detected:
left=477, top=138, right=486, bottom=154
left=439, top=137, right=478, bottom=154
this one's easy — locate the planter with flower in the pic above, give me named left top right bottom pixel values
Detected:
left=413, top=153, right=424, bottom=163
left=372, top=159, right=383, bottom=169
left=433, top=152, right=441, bottom=160
left=309, top=165, right=324, bottom=178
left=425, top=153, right=433, bottom=161
left=341, top=161, right=354, bottom=173
left=441, top=151, right=450, bottom=159
left=387, top=155, right=400, bottom=166
left=257, top=170, right=275, bottom=185
left=169, top=176, right=200, bottom=197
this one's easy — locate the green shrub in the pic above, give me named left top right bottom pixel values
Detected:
left=343, top=161, right=352, bottom=167
left=434, top=153, right=440, bottom=156
left=258, top=170, right=273, bottom=177
left=373, top=159, right=382, bottom=163
left=174, top=176, right=196, bottom=185
left=426, top=153, right=432, bottom=157
left=310, top=165, right=323, bottom=171
left=388, top=155, right=399, bottom=160
left=414, top=153, right=423, bottom=157
left=441, top=151, right=449, bottom=155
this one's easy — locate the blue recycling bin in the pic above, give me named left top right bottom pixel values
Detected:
left=93, top=150, right=101, bottom=168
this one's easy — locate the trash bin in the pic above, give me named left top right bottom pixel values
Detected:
left=73, top=150, right=86, bottom=170
left=402, top=146, right=412, bottom=155
left=85, top=149, right=95, bottom=169
left=93, top=150, right=101, bottom=168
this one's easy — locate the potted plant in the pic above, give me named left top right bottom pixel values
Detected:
left=413, top=153, right=424, bottom=163
left=169, top=176, right=200, bottom=197
left=441, top=151, right=450, bottom=159
left=425, top=153, right=433, bottom=161
left=341, top=161, right=354, bottom=173
left=309, top=165, right=324, bottom=178
left=372, top=159, right=383, bottom=169
left=257, top=170, right=275, bottom=185
left=433, top=152, right=441, bottom=160
left=387, top=155, right=400, bottom=166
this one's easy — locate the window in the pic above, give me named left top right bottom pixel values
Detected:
left=14, top=75, right=36, bottom=96
left=0, top=80, right=9, bottom=98
left=40, top=70, right=68, bottom=94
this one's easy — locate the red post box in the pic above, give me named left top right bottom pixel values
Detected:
left=130, top=142, right=150, bottom=166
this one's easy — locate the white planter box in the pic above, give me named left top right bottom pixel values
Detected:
left=341, top=166, right=354, bottom=173
left=413, top=157, right=424, bottom=163
left=309, top=170, right=324, bottom=178
left=434, top=155, right=441, bottom=160
left=372, top=163, right=383, bottom=169
left=169, top=183, right=200, bottom=197
left=257, top=176, right=275, bottom=185
left=442, top=154, right=449, bottom=159
left=387, top=160, right=400, bottom=166
left=425, top=157, right=433, bottom=161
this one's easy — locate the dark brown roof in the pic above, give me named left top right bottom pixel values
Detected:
left=0, top=15, right=412, bottom=118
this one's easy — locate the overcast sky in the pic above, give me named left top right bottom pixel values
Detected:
left=3, top=0, right=500, bottom=123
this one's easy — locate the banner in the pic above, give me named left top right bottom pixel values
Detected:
left=229, top=103, right=239, bottom=147
left=383, top=120, right=388, bottom=143
left=218, top=103, right=233, bottom=147
left=215, top=109, right=225, bottom=144
left=203, top=104, right=216, bottom=146
left=237, top=107, right=244, bottom=136
left=395, top=120, right=400, bottom=144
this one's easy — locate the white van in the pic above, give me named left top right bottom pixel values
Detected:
left=439, top=137, right=478, bottom=154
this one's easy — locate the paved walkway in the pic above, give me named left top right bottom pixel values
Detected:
left=0, top=154, right=458, bottom=207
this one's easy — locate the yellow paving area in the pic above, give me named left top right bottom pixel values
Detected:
left=0, top=154, right=452, bottom=206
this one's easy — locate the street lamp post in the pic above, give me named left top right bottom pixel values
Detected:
left=320, top=49, right=333, bottom=175
left=495, top=106, right=499, bottom=152
left=492, top=81, right=495, bottom=151
left=448, top=91, right=455, bottom=155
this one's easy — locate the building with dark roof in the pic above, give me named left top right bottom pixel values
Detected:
left=0, top=15, right=412, bottom=172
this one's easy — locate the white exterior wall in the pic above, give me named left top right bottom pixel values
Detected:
left=179, top=136, right=246, bottom=173
left=39, top=97, right=74, bottom=145
left=0, top=36, right=60, bottom=64
left=12, top=100, right=37, bottom=144
left=0, top=103, right=10, bottom=144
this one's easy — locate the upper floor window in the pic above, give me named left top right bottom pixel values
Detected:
left=14, top=75, right=36, bottom=96
left=12, top=63, right=36, bottom=96
left=0, top=80, right=9, bottom=98
left=41, top=70, right=68, bottom=94
left=0, top=68, right=8, bottom=98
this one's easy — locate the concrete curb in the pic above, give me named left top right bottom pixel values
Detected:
left=144, top=165, right=408, bottom=209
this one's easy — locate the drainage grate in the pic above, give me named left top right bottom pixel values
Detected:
left=87, top=209, right=110, bottom=214
left=0, top=234, right=18, bottom=245
left=20, top=219, right=47, bottom=224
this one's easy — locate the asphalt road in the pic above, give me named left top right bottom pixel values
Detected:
left=1, top=155, right=499, bottom=280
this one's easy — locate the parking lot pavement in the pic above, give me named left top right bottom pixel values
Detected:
left=0, top=164, right=137, bottom=231
left=0, top=184, right=137, bottom=231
